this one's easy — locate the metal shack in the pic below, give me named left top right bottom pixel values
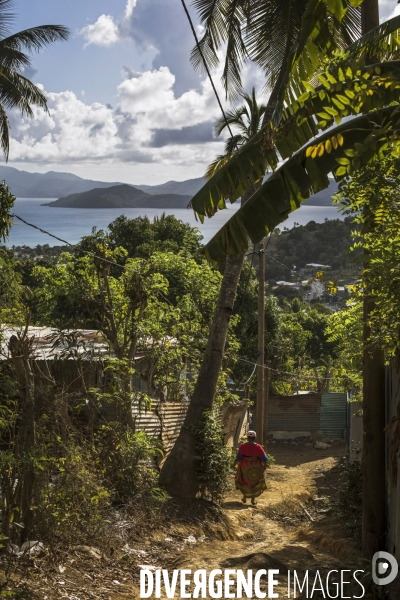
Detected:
left=251, top=391, right=348, bottom=442
left=0, top=326, right=249, bottom=461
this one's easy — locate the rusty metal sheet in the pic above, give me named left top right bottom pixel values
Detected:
left=268, top=394, right=321, bottom=414
left=220, top=401, right=248, bottom=447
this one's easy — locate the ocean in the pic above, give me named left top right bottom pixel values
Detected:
left=6, top=198, right=347, bottom=248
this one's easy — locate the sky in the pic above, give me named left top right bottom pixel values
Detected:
left=2, top=0, right=400, bottom=185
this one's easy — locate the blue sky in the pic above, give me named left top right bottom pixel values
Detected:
left=4, top=0, right=400, bottom=185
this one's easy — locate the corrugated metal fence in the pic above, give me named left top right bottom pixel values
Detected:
left=250, top=392, right=347, bottom=442
left=79, top=397, right=249, bottom=461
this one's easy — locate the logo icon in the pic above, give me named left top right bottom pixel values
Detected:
left=372, top=551, right=398, bottom=586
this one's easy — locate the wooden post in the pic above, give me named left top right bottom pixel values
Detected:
left=257, top=239, right=265, bottom=445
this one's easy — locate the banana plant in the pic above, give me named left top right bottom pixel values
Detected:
left=191, top=16, right=400, bottom=264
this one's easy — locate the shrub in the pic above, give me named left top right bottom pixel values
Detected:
left=191, top=409, right=232, bottom=504
left=95, top=425, right=167, bottom=509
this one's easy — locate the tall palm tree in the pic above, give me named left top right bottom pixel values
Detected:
left=160, top=0, right=364, bottom=498
left=0, top=0, right=69, bottom=160
left=206, top=87, right=267, bottom=178
left=161, top=0, right=400, bottom=514
left=192, top=0, right=361, bottom=105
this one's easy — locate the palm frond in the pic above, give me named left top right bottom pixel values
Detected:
left=225, top=134, right=245, bottom=153
left=190, top=0, right=229, bottom=73
left=0, top=45, right=30, bottom=71
left=221, top=0, right=249, bottom=98
left=245, top=0, right=307, bottom=87
left=0, top=102, right=10, bottom=160
left=205, top=153, right=234, bottom=179
left=214, top=106, right=247, bottom=135
left=191, top=58, right=400, bottom=219
left=0, top=70, right=47, bottom=115
left=346, top=14, right=400, bottom=61
left=273, top=0, right=363, bottom=126
left=0, top=25, right=70, bottom=53
left=0, top=0, right=15, bottom=39
left=202, top=105, right=400, bottom=264
left=191, top=0, right=361, bottom=100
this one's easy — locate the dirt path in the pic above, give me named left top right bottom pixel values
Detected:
left=2, top=442, right=362, bottom=599
left=159, top=441, right=361, bottom=599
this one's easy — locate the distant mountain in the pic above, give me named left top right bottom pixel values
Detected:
left=302, top=180, right=339, bottom=206
left=136, top=177, right=205, bottom=197
left=0, top=164, right=338, bottom=205
left=0, top=166, right=122, bottom=198
left=42, top=184, right=192, bottom=209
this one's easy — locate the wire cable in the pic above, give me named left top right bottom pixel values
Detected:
left=179, top=0, right=234, bottom=138
left=11, top=213, right=174, bottom=306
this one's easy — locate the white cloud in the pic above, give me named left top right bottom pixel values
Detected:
left=388, top=3, right=400, bottom=19
left=79, top=0, right=138, bottom=48
left=80, top=14, right=119, bottom=47
left=380, top=0, right=400, bottom=21
left=124, top=0, right=137, bottom=20
left=6, top=65, right=226, bottom=174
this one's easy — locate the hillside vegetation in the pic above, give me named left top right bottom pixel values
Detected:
left=43, top=184, right=192, bottom=209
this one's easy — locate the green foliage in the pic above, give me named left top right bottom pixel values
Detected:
left=0, top=3, right=69, bottom=160
left=191, top=410, right=232, bottom=504
left=0, top=181, right=15, bottom=241
left=206, top=87, right=267, bottom=179
left=265, top=217, right=360, bottom=280
left=336, top=155, right=400, bottom=356
left=38, top=442, right=110, bottom=535
left=232, top=263, right=339, bottom=393
left=265, top=454, right=276, bottom=467
left=326, top=302, right=363, bottom=392
left=95, top=426, right=167, bottom=507
left=198, top=102, right=400, bottom=264
left=189, top=15, right=400, bottom=264
left=104, top=213, right=203, bottom=261
left=192, top=0, right=361, bottom=100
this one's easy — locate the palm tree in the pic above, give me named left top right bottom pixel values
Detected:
left=162, top=2, right=400, bottom=537
left=0, top=0, right=69, bottom=160
left=160, top=0, right=364, bottom=498
left=206, top=87, right=267, bottom=178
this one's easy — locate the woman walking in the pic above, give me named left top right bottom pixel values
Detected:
left=235, top=430, right=268, bottom=505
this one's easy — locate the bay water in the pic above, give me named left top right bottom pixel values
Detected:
left=6, top=198, right=346, bottom=248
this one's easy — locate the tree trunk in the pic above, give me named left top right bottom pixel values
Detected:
left=361, top=0, right=386, bottom=559
left=9, top=333, right=36, bottom=542
left=160, top=186, right=255, bottom=496
left=160, top=49, right=288, bottom=497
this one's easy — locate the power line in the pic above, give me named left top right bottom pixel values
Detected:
left=179, top=0, right=234, bottom=139
left=11, top=213, right=174, bottom=306
left=236, top=357, right=357, bottom=383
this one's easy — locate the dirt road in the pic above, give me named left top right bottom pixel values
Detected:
left=3, top=442, right=365, bottom=599
left=164, top=441, right=361, bottom=599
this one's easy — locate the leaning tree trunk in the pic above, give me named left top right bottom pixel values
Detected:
left=160, top=81, right=279, bottom=496
left=360, top=0, right=386, bottom=559
left=160, top=186, right=255, bottom=496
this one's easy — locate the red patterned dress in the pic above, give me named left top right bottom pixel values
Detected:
left=235, top=442, right=268, bottom=498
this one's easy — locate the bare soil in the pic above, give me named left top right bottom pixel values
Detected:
left=0, top=442, right=366, bottom=599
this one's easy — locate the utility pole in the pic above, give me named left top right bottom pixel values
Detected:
left=256, top=238, right=265, bottom=447
left=264, top=365, right=269, bottom=450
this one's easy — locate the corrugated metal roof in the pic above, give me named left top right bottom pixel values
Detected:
left=0, top=326, right=108, bottom=360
